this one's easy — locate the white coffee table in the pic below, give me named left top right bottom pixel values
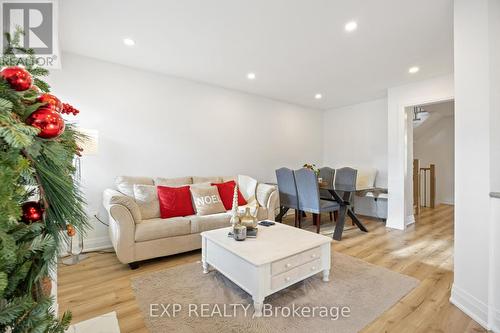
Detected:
left=201, top=223, right=332, bottom=316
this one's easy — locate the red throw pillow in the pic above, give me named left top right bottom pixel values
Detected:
left=212, top=180, right=247, bottom=210
left=157, top=185, right=195, bottom=218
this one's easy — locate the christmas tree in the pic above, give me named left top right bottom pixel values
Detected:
left=0, top=30, right=88, bottom=332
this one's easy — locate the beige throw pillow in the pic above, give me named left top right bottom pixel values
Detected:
left=190, top=186, right=226, bottom=216
left=133, top=184, right=160, bottom=220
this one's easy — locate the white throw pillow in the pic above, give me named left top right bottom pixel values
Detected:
left=133, top=184, right=160, bottom=220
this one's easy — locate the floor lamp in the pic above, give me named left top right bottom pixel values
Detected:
left=62, top=128, right=99, bottom=265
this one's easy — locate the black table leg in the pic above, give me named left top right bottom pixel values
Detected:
left=347, top=209, right=368, bottom=232
left=275, top=207, right=289, bottom=222
left=333, top=205, right=347, bottom=241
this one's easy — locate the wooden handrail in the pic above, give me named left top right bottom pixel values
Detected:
left=414, top=159, right=436, bottom=211
left=413, top=159, right=420, bottom=215
left=429, top=164, right=436, bottom=208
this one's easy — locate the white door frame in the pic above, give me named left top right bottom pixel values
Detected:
left=386, top=74, right=454, bottom=230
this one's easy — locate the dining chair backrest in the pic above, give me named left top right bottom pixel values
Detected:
left=294, top=168, right=320, bottom=212
left=275, top=167, right=299, bottom=209
left=319, top=167, right=335, bottom=186
left=335, top=167, right=358, bottom=191
left=319, top=166, right=335, bottom=200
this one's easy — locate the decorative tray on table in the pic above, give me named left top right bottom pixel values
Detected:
left=228, top=228, right=258, bottom=238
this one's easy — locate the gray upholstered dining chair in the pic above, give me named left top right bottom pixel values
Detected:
left=335, top=167, right=358, bottom=190
left=275, top=167, right=301, bottom=227
left=294, top=168, right=340, bottom=233
left=334, top=167, right=358, bottom=223
left=319, top=167, right=336, bottom=221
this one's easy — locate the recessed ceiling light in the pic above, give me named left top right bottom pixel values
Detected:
left=247, top=72, right=256, bottom=80
left=315, top=93, right=323, bottom=100
left=123, top=38, right=135, bottom=46
left=344, top=21, right=358, bottom=32
left=408, top=66, right=420, bottom=74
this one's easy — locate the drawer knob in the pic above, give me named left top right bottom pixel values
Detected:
left=285, top=277, right=291, bottom=281
left=285, top=263, right=291, bottom=268
left=311, top=266, right=316, bottom=271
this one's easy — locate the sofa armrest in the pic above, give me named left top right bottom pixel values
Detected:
left=256, top=183, right=279, bottom=221
left=103, top=189, right=141, bottom=264
left=103, top=189, right=142, bottom=222
left=108, top=205, right=136, bottom=264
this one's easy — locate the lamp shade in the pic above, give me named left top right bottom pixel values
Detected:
left=77, top=128, right=99, bottom=155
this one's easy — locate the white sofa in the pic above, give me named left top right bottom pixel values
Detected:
left=102, top=175, right=278, bottom=268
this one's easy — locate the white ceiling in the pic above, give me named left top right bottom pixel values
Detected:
left=59, top=0, right=454, bottom=110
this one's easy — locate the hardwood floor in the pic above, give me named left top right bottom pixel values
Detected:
left=58, top=204, right=486, bottom=332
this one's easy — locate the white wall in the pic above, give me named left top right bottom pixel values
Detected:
left=386, top=75, right=454, bottom=230
left=323, top=98, right=388, bottom=217
left=413, top=115, right=455, bottom=205
left=452, top=0, right=499, bottom=330
left=405, top=109, right=414, bottom=223
left=47, top=53, right=324, bottom=249
left=489, top=0, right=500, bottom=330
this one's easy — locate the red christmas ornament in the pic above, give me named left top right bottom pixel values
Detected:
left=21, top=201, right=44, bottom=223
left=1, top=66, right=32, bottom=91
left=37, top=93, right=63, bottom=112
left=26, top=106, right=65, bottom=139
left=62, top=103, right=80, bottom=116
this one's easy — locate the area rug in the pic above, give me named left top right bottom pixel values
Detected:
left=131, top=252, right=418, bottom=333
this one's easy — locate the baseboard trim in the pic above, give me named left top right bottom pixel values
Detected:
left=405, top=214, right=415, bottom=226
left=491, top=307, right=500, bottom=333
left=450, top=284, right=489, bottom=329
left=84, top=236, right=113, bottom=252
left=488, top=309, right=500, bottom=333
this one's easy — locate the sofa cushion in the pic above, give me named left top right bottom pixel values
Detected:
left=212, top=180, right=247, bottom=210
left=135, top=217, right=191, bottom=242
left=154, top=176, right=193, bottom=187
left=193, top=176, right=222, bottom=184
left=190, top=186, right=226, bottom=216
left=116, top=176, right=153, bottom=197
left=189, top=212, right=231, bottom=234
left=189, top=182, right=211, bottom=189
left=133, top=184, right=160, bottom=220
left=222, top=176, right=237, bottom=183
left=157, top=185, right=195, bottom=218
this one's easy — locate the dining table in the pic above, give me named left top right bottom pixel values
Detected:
left=319, top=184, right=368, bottom=241
left=274, top=183, right=374, bottom=241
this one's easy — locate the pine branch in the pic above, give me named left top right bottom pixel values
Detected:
left=33, top=78, right=50, bottom=93
left=0, top=295, right=34, bottom=325
left=21, top=149, right=49, bottom=212
left=0, top=30, right=84, bottom=330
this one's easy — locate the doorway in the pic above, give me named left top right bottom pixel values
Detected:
left=406, top=100, right=455, bottom=219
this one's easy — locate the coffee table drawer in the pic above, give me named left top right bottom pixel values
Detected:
left=271, top=247, right=322, bottom=276
left=271, top=259, right=322, bottom=290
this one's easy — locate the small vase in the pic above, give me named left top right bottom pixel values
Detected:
left=233, top=224, right=247, bottom=241
left=240, top=207, right=257, bottom=230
